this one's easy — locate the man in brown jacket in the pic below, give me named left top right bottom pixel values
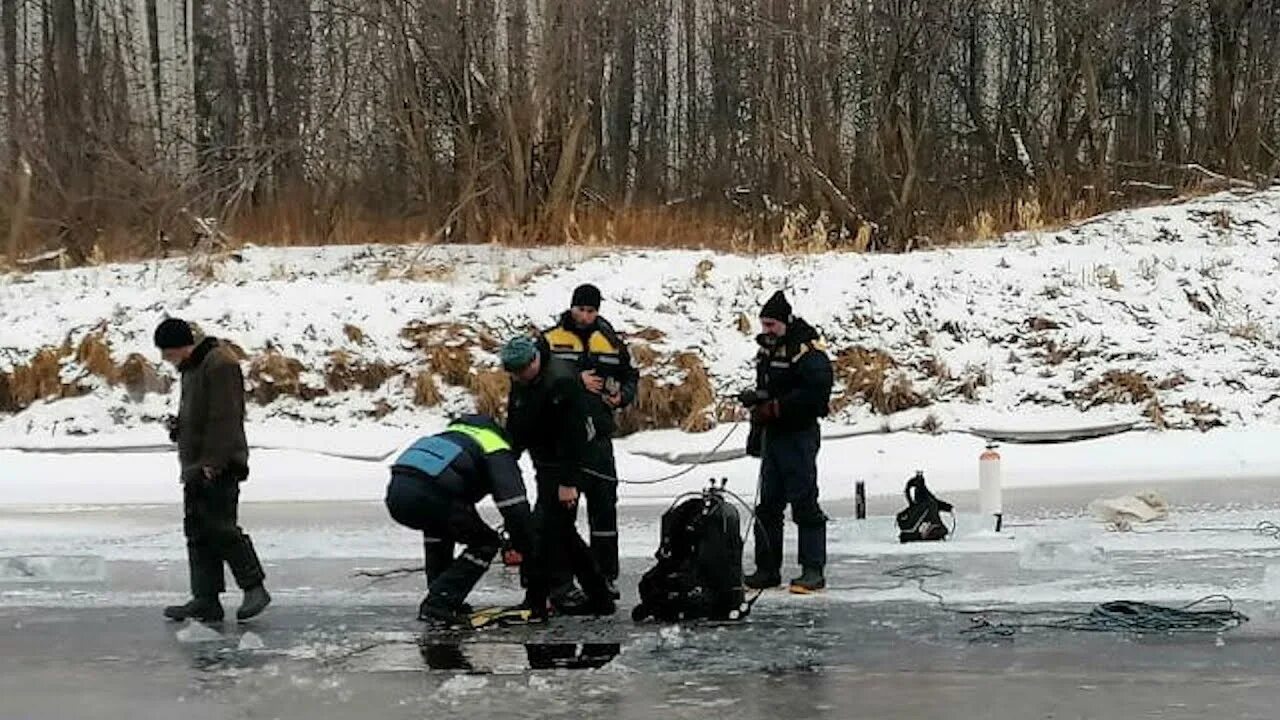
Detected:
left=155, top=318, right=270, bottom=623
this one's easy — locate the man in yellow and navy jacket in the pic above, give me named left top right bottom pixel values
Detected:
left=741, top=291, right=834, bottom=594
left=541, top=283, right=639, bottom=597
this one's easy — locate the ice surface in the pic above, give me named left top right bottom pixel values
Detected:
left=237, top=631, right=265, bottom=651
left=0, top=555, right=105, bottom=583
left=175, top=621, right=223, bottom=643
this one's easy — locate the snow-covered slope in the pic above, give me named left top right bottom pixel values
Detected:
left=2, top=188, right=1280, bottom=444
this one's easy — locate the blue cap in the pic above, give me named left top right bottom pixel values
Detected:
left=499, top=336, right=538, bottom=371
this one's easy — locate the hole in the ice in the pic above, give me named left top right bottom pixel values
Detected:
left=420, top=642, right=621, bottom=672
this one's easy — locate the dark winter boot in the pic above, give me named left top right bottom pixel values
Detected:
left=550, top=586, right=591, bottom=616
left=743, top=570, right=783, bottom=590
left=237, top=585, right=272, bottom=621
left=603, top=577, right=621, bottom=600
left=164, top=596, right=224, bottom=623
left=788, top=566, right=826, bottom=594
left=583, top=594, right=617, bottom=617
left=418, top=598, right=469, bottom=628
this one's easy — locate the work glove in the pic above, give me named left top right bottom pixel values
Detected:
left=181, top=465, right=218, bottom=486
left=750, top=399, right=781, bottom=424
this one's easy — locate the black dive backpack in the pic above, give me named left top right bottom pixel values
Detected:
left=632, top=483, right=748, bottom=622
left=896, top=471, right=954, bottom=543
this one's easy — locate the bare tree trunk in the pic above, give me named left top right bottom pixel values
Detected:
left=193, top=0, right=241, bottom=196
left=245, top=0, right=270, bottom=173
left=2, top=0, right=18, bottom=168
left=1165, top=0, right=1192, bottom=163
left=271, top=0, right=310, bottom=187
left=608, top=1, right=636, bottom=197
left=48, top=0, right=85, bottom=177
left=145, top=0, right=162, bottom=139
left=503, top=0, right=531, bottom=226
left=681, top=0, right=697, bottom=187
left=1132, top=0, right=1158, bottom=161
left=1208, top=0, right=1252, bottom=174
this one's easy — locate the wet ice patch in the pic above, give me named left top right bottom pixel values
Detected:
left=1261, top=565, right=1280, bottom=599
left=175, top=621, right=223, bottom=643
left=1018, top=528, right=1108, bottom=572
left=438, top=674, right=488, bottom=697
left=0, top=555, right=105, bottom=583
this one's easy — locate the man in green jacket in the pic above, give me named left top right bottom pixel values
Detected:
left=155, top=318, right=270, bottom=623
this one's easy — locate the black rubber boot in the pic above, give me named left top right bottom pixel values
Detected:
left=164, top=596, right=224, bottom=623
left=583, top=594, right=617, bottom=617
left=603, top=578, right=621, bottom=600
left=788, top=566, right=826, bottom=594
left=743, top=570, right=782, bottom=590
left=550, top=586, right=592, bottom=616
left=237, top=585, right=272, bottom=621
left=418, top=598, right=469, bottom=628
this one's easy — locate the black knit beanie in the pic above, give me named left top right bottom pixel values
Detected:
left=154, top=318, right=196, bottom=349
left=759, top=291, right=793, bottom=322
left=570, top=283, right=602, bottom=309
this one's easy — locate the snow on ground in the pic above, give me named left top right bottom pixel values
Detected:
left=3, top=188, right=1280, bottom=442
left=3, top=188, right=1280, bottom=507
left=3, top=422, right=1280, bottom=507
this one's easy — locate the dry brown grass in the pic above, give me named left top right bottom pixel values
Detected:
left=8, top=168, right=1239, bottom=270
left=229, top=191, right=430, bottom=249
left=1181, top=400, right=1224, bottom=431
left=343, top=324, right=367, bottom=345
left=367, top=399, right=394, bottom=419
left=0, top=329, right=169, bottom=411
left=955, top=365, right=990, bottom=401
left=427, top=346, right=474, bottom=387
left=413, top=370, right=443, bottom=407
left=75, top=330, right=117, bottom=380
left=1144, top=399, right=1168, bottom=429
left=617, top=351, right=716, bottom=434
left=118, top=352, right=171, bottom=400
left=629, top=327, right=666, bottom=343
left=919, top=356, right=952, bottom=382
left=247, top=348, right=323, bottom=404
left=401, top=320, right=500, bottom=353
left=694, top=258, right=714, bottom=284
left=629, top=342, right=658, bottom=368
left=1228, top=321, right=1263, bottom=343
left=920, top=413, right=942, bottom=434
left=374, top=260, right=454, bottom=282
left=469, top=369, right=511, bottom=419
left=715, top=398, right=748, bottom=424
left=1155, top=372, right=1189, bottom=390
left=736, top=313, right=753, bottom=335
left=1076, top=370, right=1155, bottom=408
left=1025, top=335, right=1086, bottom=365
left=567, top=204, right=747, bottom=251
left=832, top=346, right=929, bottom=415
left=1026, top=316, right=1061, bottom=331
left=0, top=348, right=72, bottom=411
left=324, top=350, right=397, bottom=392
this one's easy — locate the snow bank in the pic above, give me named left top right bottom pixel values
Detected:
left=2, top=189, right=1280, bottom=443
